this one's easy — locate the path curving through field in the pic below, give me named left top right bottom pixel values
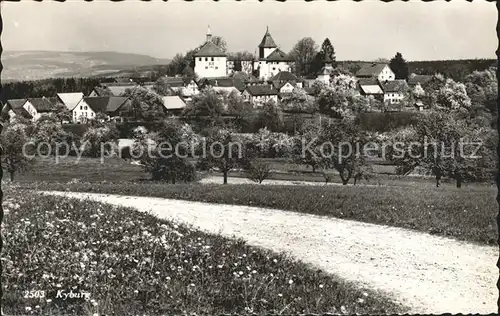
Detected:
left=43, top=191, right=497, bottom=314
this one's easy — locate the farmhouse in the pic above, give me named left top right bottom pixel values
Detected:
left=381, top=79, right=409, bottom=105
left=358, top=78, right=384, bottom=97
left=89, top=82, right=137, bottom=97
left=24, top=97, right=58, bottom=121
left=3, top=99, right=33, bottom=122
left=356, top=63, right=395, bottom=82
left=242, top=84, right=279, bottom=106
left=194, top=26, right=228, bottom=79
left=199, top=77, right=245, bottom=94
left=56, top=92, right=84, bottom=111
left=408, top=74, right=432, bottom=88
left=270, top=71, right=303, bottom=94
left=73, top=96, right=131, bottom=123
left=254, top=27, right=293, bottom=80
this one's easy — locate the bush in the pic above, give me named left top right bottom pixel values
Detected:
left=245, top=159, right=272, bottom=184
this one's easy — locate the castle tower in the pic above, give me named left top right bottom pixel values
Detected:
left=258, top=26, right=278, bottom=59
left=206, top=25, right=212, bottom=43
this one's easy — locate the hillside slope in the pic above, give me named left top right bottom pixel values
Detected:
left=2, top=50, right=170, bottom=81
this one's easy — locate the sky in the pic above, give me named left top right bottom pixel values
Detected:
left=1, top=0, right=497, bottom=61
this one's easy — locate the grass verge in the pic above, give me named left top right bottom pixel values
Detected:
left=15, top=181, right=498, bottom=245
left=1, top=187, right=406, bottom=315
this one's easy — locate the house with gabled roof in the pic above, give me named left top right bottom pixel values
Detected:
left=194, top=26, right=227, bottom=79
left=407, top=74, right=432, bottom=88
left=242, top=84, right=278, bottom=107
left=57, top=92, right=84, bottom=111
left=72, top=96, right=131, bottom=123
left=270, top=71, right=303, bottom=95
left=89, top=82, right=137, bottom=97
left=199, top=77, right=245, bottom=95
left=358, top=78, right=384, bottom=97
left=24, top=97, right=58, bottom=121
left=356, top=63, right=395, bottom=82
left=380, top=79, right=409, bottom=105
left=254, top=27, right=294, bottom=80
left=3, top=99, right=33, bottom=122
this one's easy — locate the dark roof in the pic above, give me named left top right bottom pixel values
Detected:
left=356, top=63, right=389, bottom=77
left=408, top=74, right=432, bottom=86
left=271, top=71, right=298, bottom=82
left=28, top=97, right=57, bottom=112
left=7, top=99, right=27, bottom=109
left=92, top=86, right=114, bottom=97
left=194, top=41, right=227, bottom=57
left=381, top=79, right=409, bottom=93
left=271, top=80, right=298, bottom=90
left=161, top=77, right=186, bottom=88
left=358, top=77, right=380, bottom=86
left=258, top=27, right=278, bottom=48
left=323, top=53, right=333, bottom=64
left=245, top=85, right=278, bottom=96
left=11, top=106, right=32, bottom=119
left=82, top=97, right=129, bottom=113
left=261, top=49, right=292, bottom=62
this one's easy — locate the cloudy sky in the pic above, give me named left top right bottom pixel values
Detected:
left=1, top=0, right=496, bottom=61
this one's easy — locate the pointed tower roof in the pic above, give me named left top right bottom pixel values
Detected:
left=258, top=26, right=277, bottom=48
left=323, top=53, right=333, bottom=64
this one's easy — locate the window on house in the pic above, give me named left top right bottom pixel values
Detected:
left=215, top=67, right=218, bottom=69
left=211, top=57, right=214, bottom=61
left=205, top=57, right=208, bottom=61
left=199, top=58, right=202, bottom=62
left=205, top=66, right=208, bottom=69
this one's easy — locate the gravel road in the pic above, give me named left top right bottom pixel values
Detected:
left=44, top=191, right=497, bottom=314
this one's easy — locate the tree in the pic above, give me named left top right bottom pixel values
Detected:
left=389, top=52, right=409, bottom=80
left=245, top=159, right=272, bottom=184
left=318, top=118, right=370, bottom=185
left=316, top=73, right=359, bottom=118
left=211, top=36, right=227, bottom=53
left=53, top=102, right=73, bottom=124
left=257, top=99, right=284, bottom=132
left=387, top=111, right=494, bottom=188
left=281, top=88, right=317, bottom=133
left=289, top=37, right=318, bottom=76
left=1, top=123, right=34, bottom=181
left=31, top=115, right=73, bottom=156
left=197, top=127, right=245, bottom=184
left=464, top=68, right=497, bottom=119
left=293, top=121, right=323, bottom=173
left=153, top=77, right=179, bottom=96
left=310, top=38, right=337, bottom=75
left=80, top=124, right=119, bottom=158
left=435, top=78, right=472, bottom=113
left=183, top=88, right=226, bottom=126
left=134, top=119, right=197, bottom=183
left=122, top=86, right=166, bottom=121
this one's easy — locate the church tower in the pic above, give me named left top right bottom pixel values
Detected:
left=258, top=26, right=278, bottom=59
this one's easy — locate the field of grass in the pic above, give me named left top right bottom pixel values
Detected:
left=1, top=186, right=405, bottom=315
left=18, top=180, right=497, bottom=246
left=13, top=156, right=484, bottom=189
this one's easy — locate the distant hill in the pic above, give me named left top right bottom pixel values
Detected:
left=2, top=50, right=171, bottom=82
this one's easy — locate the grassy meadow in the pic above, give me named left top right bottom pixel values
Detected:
left=1, top=187, right=406, bottom=315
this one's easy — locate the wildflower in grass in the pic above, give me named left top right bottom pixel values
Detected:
left=252, top=270, right=257, bottom=274
left=289, top=279, right=293, bottom=285
left=25, top=307, right=32, bottom=311
left=35, top=306, right=40, bottom=309
left=278, top=293, right=283, bottom=297
left=319, top=284, right=324, bottom=288
left=363, top=292, right=368, bottom=297
left=155, top=271, right=160, bottom=275
left=340, top=305, right=347, bottom=314
left=217, top=265, right=223, bottom=269
left=190, top=283, right=195, bottom=287
left=46, top=299, right=52, bottom=303
left=134, top=290, right=139, bottom=294
left=166, top=276, right=171, bottom=281
left=238, top=271, right=244, bottom=275
left=357, top=298, right=365, bottom=304
left=273, top=259, right=278, bottom=263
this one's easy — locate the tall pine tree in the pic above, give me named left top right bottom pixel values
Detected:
left=389, top=52, right=409, bottom=80
left=310, top=38, right=337, bottom=76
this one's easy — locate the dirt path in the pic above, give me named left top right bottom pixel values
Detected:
left=44, top=191, right=497, bottom=314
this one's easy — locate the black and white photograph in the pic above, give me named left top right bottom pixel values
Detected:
left=0, top=1, right=498, bottom=315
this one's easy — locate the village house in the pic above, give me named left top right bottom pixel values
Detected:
left=89, top=82, right=137, bottom=97
left=407, top=74, right=432, bottom=88
left=270, top=71, right=303, bottom=95
left=254, top=27, right=293, bottom=80
left=242, top=84, right=279, bottom=107
left=198, top=77, right=246, bottom=95
left=161, top=96, right=187, bottom=116
left=3, top=99, right=33, bottom=122
left=56, top=92, right=84, bottom=111
left=194, top=26, right=227, bottom=79
left=358, top=78, right=384, bottom=98
left=356, top=63, right=395, bottom=82
left=381, top=79, right=409, bottom=106
left=24, top=97, right=58, bottom=121
left=73, top=96, right=131, bottom=123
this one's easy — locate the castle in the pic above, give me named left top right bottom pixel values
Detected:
left=194, top=26, right=294, bottom=81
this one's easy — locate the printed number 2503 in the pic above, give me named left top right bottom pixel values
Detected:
left=24, top=290, right=45, bottom=298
